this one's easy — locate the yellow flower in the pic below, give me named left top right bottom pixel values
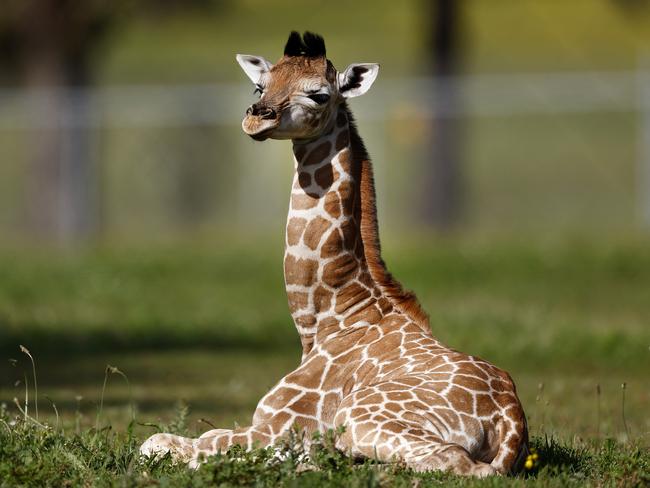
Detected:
left=525, top=457, right=534, bottom=470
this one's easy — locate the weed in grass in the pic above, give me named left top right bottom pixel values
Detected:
left=595, top=383, right=601, bottom=439
left=198, top=417, right=218, bottom=431
left=535, top=382, right=546, bottom=436
left=43, top=395, right=59, bottom=432
left=19, top=346, right=37, bottom=422
left=167, top=401, right=190, bottom=436
left=97, top=364, right=135, bottom=433
left=621, top=382, right=630, bottom=441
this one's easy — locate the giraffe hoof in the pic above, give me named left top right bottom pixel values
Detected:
left=473, top=463, right=498, bottom=478
left=140, top=433, right=195, bottom=463
left=140, top=433, right=173, bottom=458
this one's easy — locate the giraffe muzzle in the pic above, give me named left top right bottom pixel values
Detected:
left=242, top=104, right=281, bottom=141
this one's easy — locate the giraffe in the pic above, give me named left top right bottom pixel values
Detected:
left=140, top=31, right=528, bottom=477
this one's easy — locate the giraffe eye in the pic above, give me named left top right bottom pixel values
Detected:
left=308, top=93, right=330, bottom=105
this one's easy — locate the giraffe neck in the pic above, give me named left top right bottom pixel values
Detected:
left=284, top=104, right=429, bottom=358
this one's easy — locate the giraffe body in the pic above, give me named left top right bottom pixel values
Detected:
left=141, top=32, right=527, bottom=477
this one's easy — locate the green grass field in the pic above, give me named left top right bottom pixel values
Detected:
left=2, top=0, right=650, bottom=484
left=0, top=238, right=648, bottom=485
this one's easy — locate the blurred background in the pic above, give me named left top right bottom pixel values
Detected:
left=0, top=0, right=648, bottom=444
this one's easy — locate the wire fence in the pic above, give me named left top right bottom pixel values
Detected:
left=0, top=69, right=648, bottom=243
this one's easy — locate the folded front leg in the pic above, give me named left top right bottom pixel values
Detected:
left=192, top=423, right=277, bottom=460
left=140, top=422, right=286, bottom=467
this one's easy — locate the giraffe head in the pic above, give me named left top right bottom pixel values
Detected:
left=236, top=31, right=379, bottom=141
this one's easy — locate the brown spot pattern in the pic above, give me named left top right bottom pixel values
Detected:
left=313, top=286, right=332, bottom=311
left=289, top=392, right=320, bottom=416
left=286, top=217, right=307, bottom=246
left=337, top=148, right=353, bottom=173
left=314, top=164, right=334, bottom=190
left=324, top=191, right=341, bottom=218
left=287, top=291, right=308, bottom=310
left=320, top=228, right=343, bottom=258
left=338, top=180, right=355, bottom=216
left=323, top=254, right=358, bottom=287
left=344, top=304, right=382, bottom=326
left=335, top=282, right=372, bottom=313
left=336, top=129, right=350, bottom=151
left=291, top=193, right=318, bottom=210
left=303, top=141, right=332, bottom=166
left=295, top=314, right=316, bottom=327
left=284, top=255, right=318, bottom=286
left=294, top=145, right=307, bottom=162
left=340, top=220, right=357, bottom=250
left=298, top=172, right=311, bottom=188
left=303, top=216, right=332, bottom=250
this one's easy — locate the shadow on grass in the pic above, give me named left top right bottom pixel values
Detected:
left=528, top=436, right=590, bottom=476
left=527, top=436, right=649, bottom=483
left=0, top=318, right=297, bottom=357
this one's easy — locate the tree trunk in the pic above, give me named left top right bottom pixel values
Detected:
left=421, top=0, right=463, bottom=231
left=23, top=46, right=97, bottom=244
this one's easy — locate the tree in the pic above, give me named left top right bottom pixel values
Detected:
left=421, top=0, right=463, bottom=231
left=0, top=1, right=126, bottom=243
left=0, top=0, right=225, bottom=244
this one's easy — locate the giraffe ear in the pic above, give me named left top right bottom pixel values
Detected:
left=236, top=54, right=273, bottom=84
left=338, top=63, right=380, bottom=98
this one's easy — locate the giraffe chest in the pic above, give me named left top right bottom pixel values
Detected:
left=251, top=322, right=429, bottom=426
left=251, top=356, right=355, bottom=431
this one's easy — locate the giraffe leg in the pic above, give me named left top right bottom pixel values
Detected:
left=140, top=423, right=278, bottom=467
left=333, top=388, right=497, bottom=477
left=335, top=416, right=496, bottom=477
left=406, top=442, right=497, bottom=476
left=198, top=428, right=231, bottom=439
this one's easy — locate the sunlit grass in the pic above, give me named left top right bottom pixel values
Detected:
left=0, top=239, right=648, bottom=484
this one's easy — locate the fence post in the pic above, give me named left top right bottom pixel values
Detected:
left=59, top=87, right=98, bottom=243
left=638, top=58, right=650, bottom=229
left=421, top=0, right=463, bottom=231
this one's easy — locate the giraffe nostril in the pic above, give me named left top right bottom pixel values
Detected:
left=259, top=107, right=276, bottom=120
left=247, top=103, right=276, bottom=120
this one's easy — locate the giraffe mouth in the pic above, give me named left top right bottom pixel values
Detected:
left=249, top=127, right=275, bottom=141
left=242, top=116, right=280, bottom=141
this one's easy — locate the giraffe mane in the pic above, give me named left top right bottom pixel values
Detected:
left=345, top=105, right=431, bottom=330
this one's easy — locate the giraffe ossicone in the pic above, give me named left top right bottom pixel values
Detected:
left=140, top=31, right=528, bottom=477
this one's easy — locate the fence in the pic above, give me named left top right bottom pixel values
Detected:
left=0, top=69, right=648, bottom=244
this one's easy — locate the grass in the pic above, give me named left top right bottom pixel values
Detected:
left=0, top=238, right=649, bottom=485
left=1, top=406, right=648, bottom=487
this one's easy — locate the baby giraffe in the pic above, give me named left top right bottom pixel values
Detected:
left=140, top=31, right=528, bottom=476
